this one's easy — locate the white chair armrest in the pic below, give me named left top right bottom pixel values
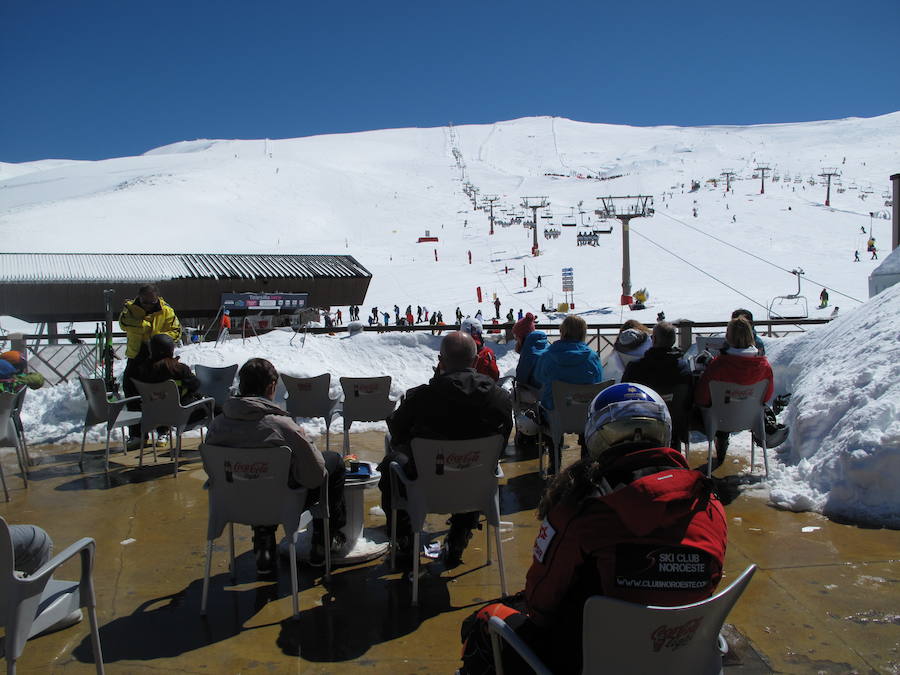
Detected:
left=488, top=616, right=552, bottom=675
left=108, top=396, right=140, bottom=417
left=24, top=537, right=96, bottom=589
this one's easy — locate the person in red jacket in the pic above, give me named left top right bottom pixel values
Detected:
left=460, top=317, right=499, bottom=381
left=695, top=316, right=774, bottom=470
left=460, top=383, right=727, bottom=674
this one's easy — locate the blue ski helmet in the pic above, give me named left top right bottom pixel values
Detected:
left=585, top=383, right=672, bottom=460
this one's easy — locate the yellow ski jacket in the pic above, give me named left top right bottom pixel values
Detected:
left=119, top=297, right=182, bottom=358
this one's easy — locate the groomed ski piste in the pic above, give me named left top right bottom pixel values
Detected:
left=1, top=113, right=898, bottom=527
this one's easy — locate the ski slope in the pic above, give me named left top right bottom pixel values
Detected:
left=2, top=114, right=898, bottom=324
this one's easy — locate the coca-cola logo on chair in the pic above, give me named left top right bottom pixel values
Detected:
left=445, top=451, right=482, bottom=471
left=650, top=617, right=702, bottom=652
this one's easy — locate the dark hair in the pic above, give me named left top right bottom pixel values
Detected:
left=149, top=334, right=175, bottom=360
left=238, top=358, right=278, bottom=397
left=731, top=308, right=753, bottom=322
left=138, top=284, right=159, bottom=296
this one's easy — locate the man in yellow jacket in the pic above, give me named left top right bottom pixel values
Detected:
left=119, top=284, right=182, bottom=449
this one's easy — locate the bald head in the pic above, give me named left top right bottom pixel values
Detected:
left=439, top=331, right=478, bottom=372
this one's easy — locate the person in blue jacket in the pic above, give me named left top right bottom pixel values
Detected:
left=516, top=330, right=550, bottom=389
left=534, top=315, right=604, bottom=410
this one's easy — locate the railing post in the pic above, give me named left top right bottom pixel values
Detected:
left=676, top=320, right=694, bottom=352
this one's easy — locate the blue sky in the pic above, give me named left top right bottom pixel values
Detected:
left=2, top=0, right=898, bottom=162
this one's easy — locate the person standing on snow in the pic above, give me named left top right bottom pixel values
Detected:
left=819, top=288, right=829, bottom=308
left=455, top=307, right=463, bottom=325
left=493, top=296, right=502, bottom=320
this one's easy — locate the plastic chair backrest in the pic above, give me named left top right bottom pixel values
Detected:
left=199, top=444, right=306, bottom=540
left=340, top=376, right=394, bottom=423
left=79, top=377, right=110, bottom=427
left=281, top=373, right=336, bottom=419
left=408, top=435, right=504, bottom=521
left=695, top=337, right=726, bottom=356
left=194, top=364, right=238, bottom=407
left=548, top=380, right=614, bottom=434
left=581, top=565, right=756, bottom=675
left=0, top=516, right=16, bottom=616
left=0, top=393, right=17, bottom=446
left=653, top=380, right=694, bottom=444
left=705, top=380, right=769, bottom=434
left=133, top=379, right=191, bottom=430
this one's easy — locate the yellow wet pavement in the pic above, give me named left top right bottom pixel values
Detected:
left=1, top=432, right=898, bottom=674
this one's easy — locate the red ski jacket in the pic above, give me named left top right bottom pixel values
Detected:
left=694, top=352, right=774, bottom=407
left=525, top=448, right=727, bottom=633
left=474, top=342, right=499, bottom=381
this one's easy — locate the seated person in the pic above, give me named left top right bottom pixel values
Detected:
left=511, top=313, right=537, bottom=353
left=622, top=321, right=693, bottom=448
left=460, top=318, right=500, bottom=381
left=515, top=330, right=549, bottom=391
left=136, top=334, right=207, bottom=420
left=695, top=317, right=774, bottom=470
left=729, top=308, right=765, bottom=355
left=206, top=358, right=347, bottom=574
left=378, top=331, right=512, bottom=568
left=603, top=319, right=653, bottom=383
left=533, top=314, right=604, bottom=412
left=459, top=383, right=727, bottom=674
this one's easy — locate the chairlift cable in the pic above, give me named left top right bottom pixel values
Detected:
left=656, top=211, right=863, bottom=304
left=628, top=228, right=770, bottom=315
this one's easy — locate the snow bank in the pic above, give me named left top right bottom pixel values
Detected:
left=17, top=329, right=519, bottom=445
left=766, top=282, right=900, bottom=527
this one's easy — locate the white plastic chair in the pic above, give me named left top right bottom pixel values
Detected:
left=489, top=564, right=757, bottom=675
left=695, top=336, right=726, bottom=356
left=194, top=364, right=238, bottom=408
left=132, top=380, right=215, bottom=476
left=339, top=376, right=397, bottom=455
left=199, top=445, right=330, bottom=618
left=511, top=380, right=539, bottom=436
left=539, top=380, right=614, bottom=477
left=700, top=380, right=770, bottom=477
left=0, top=393, right=30, bottom=501
left=0, top=517, right=104, bottom=675
left=9, top=388, right=32, bottom=468
left=389, top=435, right=507, bottom=606
left=281, top=373, right=342, bottom=453
left=78, top=377, right=143, bottom=474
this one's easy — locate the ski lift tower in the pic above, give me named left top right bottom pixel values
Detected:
left=595, top=195, right=654, bottom=304
left=819, top=168, right=840, bottom=207
left=522, top=196, right=550, bottom=256
left=755, top=165, right=771, bottom=194
left=483, top=194, right=499, bottom=235
left=721, top=170, right=736, bottom=193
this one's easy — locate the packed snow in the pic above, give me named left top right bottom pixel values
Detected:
left=2, top=113, right=899, bottom=527
left=765, top=282, right=900, bottom=527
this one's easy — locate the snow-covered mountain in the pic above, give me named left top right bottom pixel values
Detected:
left=2, top=114, right=898, bottom=323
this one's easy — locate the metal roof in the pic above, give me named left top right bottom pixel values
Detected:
left=0, top=253, right=371, bottom=283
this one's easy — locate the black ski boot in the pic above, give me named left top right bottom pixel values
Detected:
left=252, top=526, right=278, bottom=576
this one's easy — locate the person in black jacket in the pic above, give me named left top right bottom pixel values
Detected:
left=621, top=322, right=694, bottom=450
left=136, top=334, right=208, bottom=422
left=378, top=331, right=513, bottom=568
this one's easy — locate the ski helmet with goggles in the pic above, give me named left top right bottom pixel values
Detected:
left=460, top=317, right=483, bottom=337
left=585, top=383, right=672, bottom=460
